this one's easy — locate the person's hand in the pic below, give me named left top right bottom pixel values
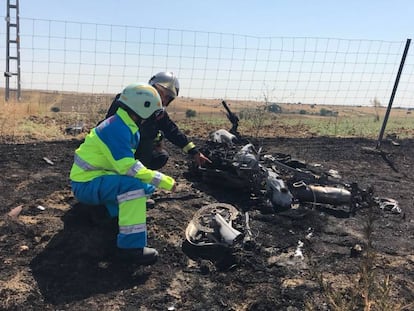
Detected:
left=170, top=183, right=177, bottom=192
left=193, top=152, right=212, bottom=167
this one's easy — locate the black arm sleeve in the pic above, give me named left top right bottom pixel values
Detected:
left=106, top=94, right=121, bottom=119
left=157, top=111, right=198, bottom=154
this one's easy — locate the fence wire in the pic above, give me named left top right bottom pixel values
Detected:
left=1, top=17, right=413, bottom=108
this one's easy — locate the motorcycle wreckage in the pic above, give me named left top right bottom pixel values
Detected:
left=182, top=100, right=378, bottom=266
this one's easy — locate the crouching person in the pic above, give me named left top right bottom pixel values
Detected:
left=69, top=82, right=176, bottom=265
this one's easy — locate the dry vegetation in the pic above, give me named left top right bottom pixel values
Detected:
left=1, top=89, right=413, bottom=142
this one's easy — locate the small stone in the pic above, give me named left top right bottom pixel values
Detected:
left=350, top=244, right=363, bottom=257
left=19, top=245, right=29, bottom=252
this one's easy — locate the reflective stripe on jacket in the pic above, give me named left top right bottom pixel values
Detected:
left=106, top=95, right=199, bottom=155
left=69, top=108, right=175, bottom=191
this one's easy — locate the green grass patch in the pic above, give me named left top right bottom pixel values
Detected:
left=276, top=114, right=414, bottom=138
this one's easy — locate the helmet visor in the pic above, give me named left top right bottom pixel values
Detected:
left=156, top=84, right=176, bottom=106
left=153, top=74, right=179, bottom=95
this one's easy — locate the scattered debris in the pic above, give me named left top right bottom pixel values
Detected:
left=7, top=205, right=23, bottom=218
left=305, top=227, right=313, bottom=240
left=19, top=245, right=29, bottom=252
left=328, top=169, right=342, bottom=179
left=36, top=205, right=46, bottom=211
left=377, top=197, right=401, bottom=214
left=294, top=240, right=304, bottom=260
left=42, top=157, right=54, bottom=165
left=243, top=212, right=254, bottom=248
left=65, top=121, right=85, bottom=135
left=386, top=133, right=400, bottom=146
left=350, top=244, right=363, bottom=257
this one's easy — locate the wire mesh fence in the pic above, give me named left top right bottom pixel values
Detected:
left=1, top=17, right=413, bottom=110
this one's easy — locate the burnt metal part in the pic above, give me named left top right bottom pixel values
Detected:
left=185, top=203, right=242, bottom=247
left=193, top=140, right=377, bottom=214
left=182, top=202, right=249, bottom=269
left=221, top=100, right=241, bottom=140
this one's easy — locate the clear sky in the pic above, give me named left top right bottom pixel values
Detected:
left=2, top=0, right=413, bottom=106
left=17, top=0, right=413, bottom=41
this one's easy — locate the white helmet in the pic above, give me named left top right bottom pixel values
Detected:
left=118, top=83, right=162, bottom=119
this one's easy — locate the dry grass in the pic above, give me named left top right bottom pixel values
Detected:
left=1, top=89, right=413, bottom=142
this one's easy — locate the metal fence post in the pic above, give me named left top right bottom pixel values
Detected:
left=376, top=38, right=411, bottom=149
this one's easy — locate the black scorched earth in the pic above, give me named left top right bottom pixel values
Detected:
left=0, top=133, right=413, bottom=310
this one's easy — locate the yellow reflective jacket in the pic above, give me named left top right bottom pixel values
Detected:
left=69, top=108, right=175, bottom=190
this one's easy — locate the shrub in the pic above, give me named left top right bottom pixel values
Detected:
left=320, top=108, right=330, bottom=116
left=320, top=108, right=338, bottom=117
left=266, top=103, right=282, bottom=113
left=185, top=109, right=197, bottom=118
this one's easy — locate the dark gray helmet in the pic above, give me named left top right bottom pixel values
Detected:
left=148, top=72, right=180, bottom=99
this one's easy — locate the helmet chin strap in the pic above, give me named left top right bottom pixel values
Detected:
left=119, top=102, right=144, bottom=124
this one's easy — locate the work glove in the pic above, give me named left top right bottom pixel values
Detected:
left=137, top=181, right=155, bottom=195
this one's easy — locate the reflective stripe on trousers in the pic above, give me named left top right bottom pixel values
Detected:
left=117, top=189, right=147, bottom=248
left=70, top=175, right=154, bottom=249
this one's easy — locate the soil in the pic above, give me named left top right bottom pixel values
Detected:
left=1, top=130, right=414, bottom=310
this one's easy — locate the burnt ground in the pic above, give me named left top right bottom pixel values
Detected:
left=0, top=134, right=414, bottom=310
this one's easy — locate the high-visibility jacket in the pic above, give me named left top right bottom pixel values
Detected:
left=70, top=108, right=175, bottom=191
left=105, top=95, right=198, bottom=156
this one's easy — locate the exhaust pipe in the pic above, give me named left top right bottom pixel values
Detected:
left=214, top=213, right=242, bottom=245
left=292, top=181, right=351, bottom=205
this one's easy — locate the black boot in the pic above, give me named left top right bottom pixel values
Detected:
left=117, top=247, right=159, bottom=265
left=146, top=198, right=155, bottom=209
